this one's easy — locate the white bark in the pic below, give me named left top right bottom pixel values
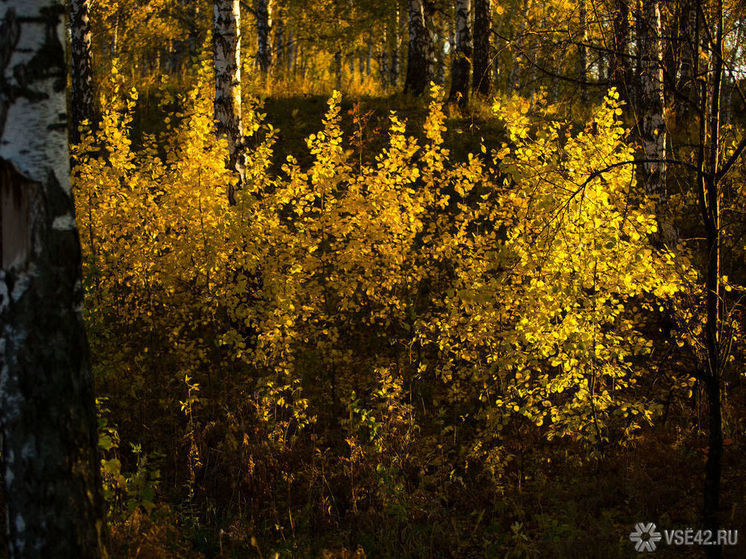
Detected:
left=0, top=2, right=103, bottom=556
left=448, top=0, right=472, bottom=105
left=213, top=0, right=245, bottom=203
left=0, top=4, right=68, bottom=190
left=638, top=0, right=667, bottom=200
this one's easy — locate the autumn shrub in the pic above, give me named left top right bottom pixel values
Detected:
left=74, top=76, right=696, bottom=555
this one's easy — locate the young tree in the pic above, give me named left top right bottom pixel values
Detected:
left=472, top=0, right=492, bottom=96
left=214, top=0, right=245, bottom=204
left=69, top=0, right=95, bottom=144
left=404, top=0, right=433, bottom=95
left=448, top=0, right=472, bottom=105
left=693, top=4, right=738, bottom=554
left=0, top=1, right=104, bottom=557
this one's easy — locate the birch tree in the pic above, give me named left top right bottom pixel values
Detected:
left=676, top=0, right=697, bottom=124
left=403, top=0, right=433, bottom=95
left=0, top=1, right=103, bottom=557
left=391, top=4, right=402, bottom=86
left=69, top=0, right=95, bottom=144
left=637, top=0, right=667, bottom=200
left=448, top=0, right=472, bottom=105
left=213, top=0, right=245, bottom=205
left=472, top=0, right=492, bottom=96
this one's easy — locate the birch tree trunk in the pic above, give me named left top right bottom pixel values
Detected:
left=254, top=0, right=271, bottom=75
left=379, top=27, right=390, bottom=84
left=213, top=0, right=245, bottom=205
left=472, top=0, right=492, bottom=96
left=676, top=0, right=697, bottom=124
left=403, top=0, right=432, bottom=96
left=448, top=0, right=472, bottom=105
left=0, top=2, right=104, bottom=557
left=273, top=12, right=285, bottom=75
left=69, top=0, right=94, bottom=144
left=391, top=5, right=402, bottom=87
left=637, top=0, right=667, bottom=200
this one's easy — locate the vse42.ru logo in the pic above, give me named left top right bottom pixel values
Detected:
left=630, top=522, right=738, bottom=553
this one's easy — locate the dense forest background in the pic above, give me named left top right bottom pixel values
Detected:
left=11, top=0, right=746, bottom=556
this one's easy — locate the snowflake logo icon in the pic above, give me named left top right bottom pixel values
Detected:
left=630, top=522, right=662, bottom=552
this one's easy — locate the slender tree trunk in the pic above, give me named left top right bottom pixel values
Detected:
left=404, top=0, right=432, bottom=95
left=366, top=40, right=372, bottom=76
left=577, top=0, right=588, bottom=103
left=661, top=1, right=677, bottom=111
left=254, top=0, right=271, bottom=75
left=701, top=4, right=723, bottom=556
left=424, top=1, right=437, bottom=82
left=391, top=5, right=402, bottom=87
left=69, top=0, right=95, bottom=144
left=287, top=29, right=295, bottom=73
left=637, top=0, right=667, bottom=200
left=610, top=0, right=631, bottom=103
left=448, top=0, right=472, bottom=105
left=379, top=27, right=390, bottom=84
left=472, top=0, right=492, bottom=96
left=0, top=2, right=104, bottom=557
left=435, top=15, right=447, bottom=85
left=213, top=0, right=244, bottom=205
left=677, top=0, right=697, bottom=123
left=187, top=0, right=202, bottom=58
left=273, top=11, right=284, bottom=75
left=334, top=49, right=343, bottom=90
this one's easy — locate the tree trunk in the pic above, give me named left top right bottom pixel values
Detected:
left=391, top=5, right=402, bottom=87
left=637, top=0, right=667, bottom=201
left=334, top=49, right=343, bottom=90
left=366, top=40, right=372, bottom=76
left=448, top=0, right=472, bottom=106
left=213, top=0, right=245, bottom=205
left=609, top=0, right=631, bottom=104
left=701, top=4, right=724, bottom=556
left=577, top=0, right=588, bottom=103
left=273, top=11, right=284, bottom=75
left=69, top=0, right=95, bottom=144
left=676, top=0, right=699, bottom=125
left=379, top=27, right=390, bottom=84
left=404, top=0, right=432, bottom=95
left=435, top=15, right=447, bottom=85
left=254, top=0, right=271, bottom=75
left=287, top=29, right=295, bottom=73
left=472, top=0, right=492, bottom=96
left=0, top=2, right=104, bottom=557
